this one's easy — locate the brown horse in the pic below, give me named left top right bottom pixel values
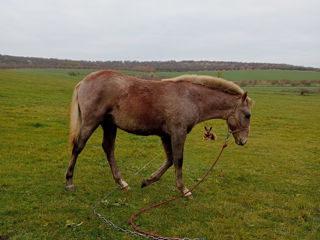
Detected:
left=66, top=70, right=253, bottom=198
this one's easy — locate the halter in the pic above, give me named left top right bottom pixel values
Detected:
left=224, top=100, right=249, bottom=135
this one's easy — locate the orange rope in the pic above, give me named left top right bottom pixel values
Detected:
left=130, top=143, right=228, bottom=240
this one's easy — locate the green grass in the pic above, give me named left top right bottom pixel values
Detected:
left=10, top=68, right=320, bottom=82
left=0, top=69, right=319, bottom=240
left=156, top=70, right=320, bottom=81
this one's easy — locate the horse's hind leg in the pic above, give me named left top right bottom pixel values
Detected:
left=101, top=122, right=129, bottom=190
left=141, top=135, right=173, bottom=188
left=66, top=125, right=97, bottom=191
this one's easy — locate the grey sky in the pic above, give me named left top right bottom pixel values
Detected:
left=1, top=0, right=319, bottom=67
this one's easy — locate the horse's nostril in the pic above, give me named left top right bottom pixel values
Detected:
left=240, top=139, right=247, bottom=145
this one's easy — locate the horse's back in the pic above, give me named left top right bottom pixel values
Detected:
left=77, top=70, right=199, bottom=135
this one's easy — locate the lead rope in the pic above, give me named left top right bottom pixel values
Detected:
left=93, top=131, right=231, bottom=240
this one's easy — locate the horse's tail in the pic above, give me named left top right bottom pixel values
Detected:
left=69, top=81, right=82, bottom=147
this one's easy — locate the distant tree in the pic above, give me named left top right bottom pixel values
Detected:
left=1, top=54, right=319, bottom=71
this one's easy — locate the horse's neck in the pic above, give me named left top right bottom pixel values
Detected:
left=197, top=90, right=237, bottom=122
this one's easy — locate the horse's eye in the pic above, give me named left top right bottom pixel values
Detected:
left=245, top=113, right=251, bottom=119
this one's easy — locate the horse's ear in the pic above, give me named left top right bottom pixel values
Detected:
left=204, top=126, right=208, bottom=131
left=209, top=127, right=212, bottom=131
left=242, top=91, right=248, bottom=102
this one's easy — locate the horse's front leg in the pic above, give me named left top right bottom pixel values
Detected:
left=171, top=131, right=193, bottom=199
left=141, top=135, right=173, bottom=188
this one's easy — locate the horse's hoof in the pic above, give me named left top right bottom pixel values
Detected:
left=186, top=193, right=193, bottom=200
left=122, top=185, right=131, bottom=191
left=119, top=179, right=130, bottom=190
left=65, top=185, right=74, bottom=191
left=181, top=187, right=193, bottom=199
left=141, top=179, right=148, bottom=188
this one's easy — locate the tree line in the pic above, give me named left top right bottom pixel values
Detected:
left=0, top=54, right=318, bottom=72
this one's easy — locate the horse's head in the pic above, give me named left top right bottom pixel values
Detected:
left=225, top=92, right=253, bottom=146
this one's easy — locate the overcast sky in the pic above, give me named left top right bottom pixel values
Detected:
left=1, top=0, right=319, bottom=67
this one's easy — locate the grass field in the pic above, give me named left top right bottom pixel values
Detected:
left=0, top=69, right=319, bottom=240
left=10, top=68, right=320, bottom=81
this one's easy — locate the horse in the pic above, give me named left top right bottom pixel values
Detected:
left=65, top=70, right=253, bottom=198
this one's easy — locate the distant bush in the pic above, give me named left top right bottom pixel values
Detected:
left=283, top=79, right=292, bottom=85
left=301, top=80, right=312, bottom=86
left=68, top=71, right=80, bottom=76
left=290, top=82, right=299, bottom=86
left=236, top=80, right=249, bottom=87
left=311, top=80, right=320, bottom=85
left=247, top=80, right=258, bottom=85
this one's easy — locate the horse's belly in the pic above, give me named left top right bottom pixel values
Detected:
left=112, top=109, right=165, bottom=136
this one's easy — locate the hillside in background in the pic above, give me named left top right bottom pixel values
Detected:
left=0, top=54, right=319, bottom=72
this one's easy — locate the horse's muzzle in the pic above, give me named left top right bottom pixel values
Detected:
left=236, top=138, right=247, bottom=146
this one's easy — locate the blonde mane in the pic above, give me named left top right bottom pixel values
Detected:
left=162, top=74, right=244, bottom=96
